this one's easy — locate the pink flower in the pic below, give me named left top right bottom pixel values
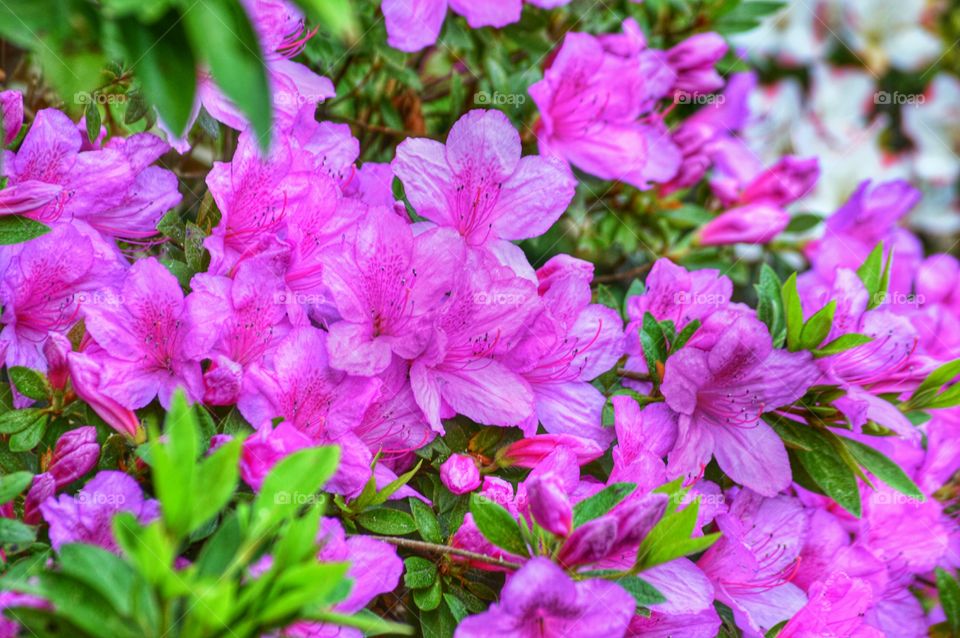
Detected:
left=393, top=109, right=575, bottom=251
left=1, top=90, right=23, bottom=145
left=83, top=258, right=204, bottom=409
left=67, top=351, right=142, bottom=439
left=439, top=454, right=481, bottom=495
left=530, top=19, right=681, bottom=190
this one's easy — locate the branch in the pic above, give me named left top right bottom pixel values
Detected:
left=365, top=535, right=524, bottom=570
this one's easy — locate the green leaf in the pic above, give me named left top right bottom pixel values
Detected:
left=0, top=517, right=36, bottom=544
left=469, top=493, right=528, bottom=557
left=636, top=494, right=720, bottom=569
left=84, top=102, right=101, bottom=144
left=799, top=300, right=835, bottom=350
left=273, top=504, right=323, bottom=569
left=936, top=568, right=960, bottom=634
left=784, top=213, right=822, bottom=233
left=616, top=575, right=666, bottom=607
left=572, top=483, right=636, bottom=528
left=411, top=498, right=443, bottom=544
left=292, top=0, right=358, bottom=39
left=773, top=421, right=861, bottom=516
left=10, top=417, right=46, bottom=452
left=306, top=610, right=413, bottom=636
left=843, top=438, right=923, bottom=500
left=190, top=436, right=242, bottom=531
left=112, top=515, right=176, bottom=586
left=253, top=446, right=340, bottom=535
left=673, top=319, right=701, bottom=352
left=812, top=333, right=873, bottom=357
left=419, top=599, right=458, bottom=638
left=151, top=390, right=199, bottom=537
left=908, top=359, right=960, bottom=409
left=0, top=471, right=33, bottom=504
left=183, top=0, right=272, bottom=146
left=404, top=556, right=438, bottom=589
left=781, top=273, right=804, bottom=351
left=0, top=408, right=43, bottom=434
left=413, top=579, right=443, bottom=611
left=754, top=265, right=785, bottom=347
left=118, top=13, right=197, bottom=138
left=0, top=215, right=50, bottom=245
left=57, top=544, right=137, bottom=616
left=34, top=573, right=140, bottom=638
left=9, top=367, right=50, bottom=400
left=356, top=507, right=417, bottom=535
left=856, top=243, right=886, bottom=309
left=639, top=312, right=667, bottom=384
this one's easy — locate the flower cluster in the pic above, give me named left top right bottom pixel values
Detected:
left=0, top=1, right=959, bottom=637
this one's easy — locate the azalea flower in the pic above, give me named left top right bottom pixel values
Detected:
left=455, top=558, right=635, bottom=638
left=82, top=257, right=204, bottom=409
left=393, top=109, right=575, bottom=265
left=660, top=312, right=818, bottom=495
left=529, top=19, right=681, bottom=190
left=39, top=470, right=158, bottom=553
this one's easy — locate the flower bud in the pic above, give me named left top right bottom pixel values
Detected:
left=611, top=493, right=669, bottom=552
left=557, top=515, right=619, bottom=567
left=698, top=203, right=789, bottom=246
left=67, top=353, right=142, bottom=440
left=23, top=472, right=55, bottom=525
left=43, top=334, right=72, bottom=391
left=526, top=473, right=572, bottom=537
left=1, top=90, right=23, bottom=145
left=48, top=426, right=99, bottom=488
left=667, top=33, right=727, bottom=95
left=740, top=156, right=819, bottom=207
left=440, top=454, right=481, bottom=495
left=499, top=435, right=604, bottom=469
left=0, top=181, right=62, bottom=216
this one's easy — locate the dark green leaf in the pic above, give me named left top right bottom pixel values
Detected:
left=356, top=507, right=417, bottom=535
left=84, top=102, right=101, bottom=144
left=469, top=494, right=528, bottom=557
left=755, top=265, right=785, bottom=347
left=9, top=367, right=49, bottom=401
left=936, top=568, right=960, bottom=634
left=616, top=575, right=666, bottom=607
left=411, top=498, right=443, bottom=544
left=0, top=216, right=50, bottom=245
left=572, top=483, right=636, bottom=527
left=414, top=579, right=443, bottom=611
left=812, top=333, right=872, bottom=357
left=843, top=438, right=923, bottom=500
left=0, top=518, right=36, bottom=544
left=0, top=471, right=33, bottom=504
left=10, top=418, right=46, bottom=452
left=404, top=556, right=438, bottom=589
left=774, top=421, right=861, bottom=516
left=781, top=273, right=803, bottom=351
left=0, top=408, right=43, bottom=434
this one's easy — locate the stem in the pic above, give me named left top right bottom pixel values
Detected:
left=366, top=536, right=524, bottom=570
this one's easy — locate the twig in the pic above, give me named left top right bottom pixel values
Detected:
left=366, top=535, right=523, bottom=569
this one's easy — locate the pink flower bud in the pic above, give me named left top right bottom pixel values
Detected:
left=0, top=181, right=62, bottom=216
left=526, top=473, right=572, bottom=537
left=23, top=473, right=55, bottom=525
left=67, top=353, right=142, bottom=440
left=48, top=426, right=99, bottom=488
left=698, top=203, right=790, bottom=246
left=43, top=334, right=72, bottom=391
left=500, top=435, right=604, bottom=469
left=557, top=515, right=619, bottom=567
left=740, top=156, right=819, bottom=207
left=1, top=90, right=23, bottom=145
left=440, top=454, right=481, bottom=495
left=667, top=33, right=727, bottom=95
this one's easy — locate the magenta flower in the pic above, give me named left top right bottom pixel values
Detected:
left=667, top=33, right=728, bottom=96
left=186, top=254, right=293, bottom=405
left=698, top=202, right=792, bottom=246
left=239, top=327, right=381, bottom=495
left=23, top=426, right=99, bottom=524
left=83, top=258, right=204, bottom=409
left=410, top=252, right=540, bottom=431
left=204, top=129, right=313, bottom=271
left=440, top=454, right=481, bottom=495
left=455, top=558, right=635, bottom=638
left=529, top=19, right=681, bottom=190
left=0, top=224, right=122, bottom=373
left=393, top=109, right=575, bottom=252
left=661, top=313, right=818, bottom=495
left=499, top=433, right=604, bottom=468
left=505, top=255, right=625, bottom=443
left=322, top=206, right=464, bottom=376
left=240, top=421, right=314, bottom=491
left=67, top=351, right=142, bottom=439
left=698, top=489, right=809, bottom=636
left=1, top=90, right=23, bottom=145
left=39, top=470, right=158, bottom=553
left=526, top=472, right=572, bottom=537
left=381, top=0, right=572, bottom=52
left=1, top=108, right=180, bottom=239
left=779, top=573, right=882, bottom=638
